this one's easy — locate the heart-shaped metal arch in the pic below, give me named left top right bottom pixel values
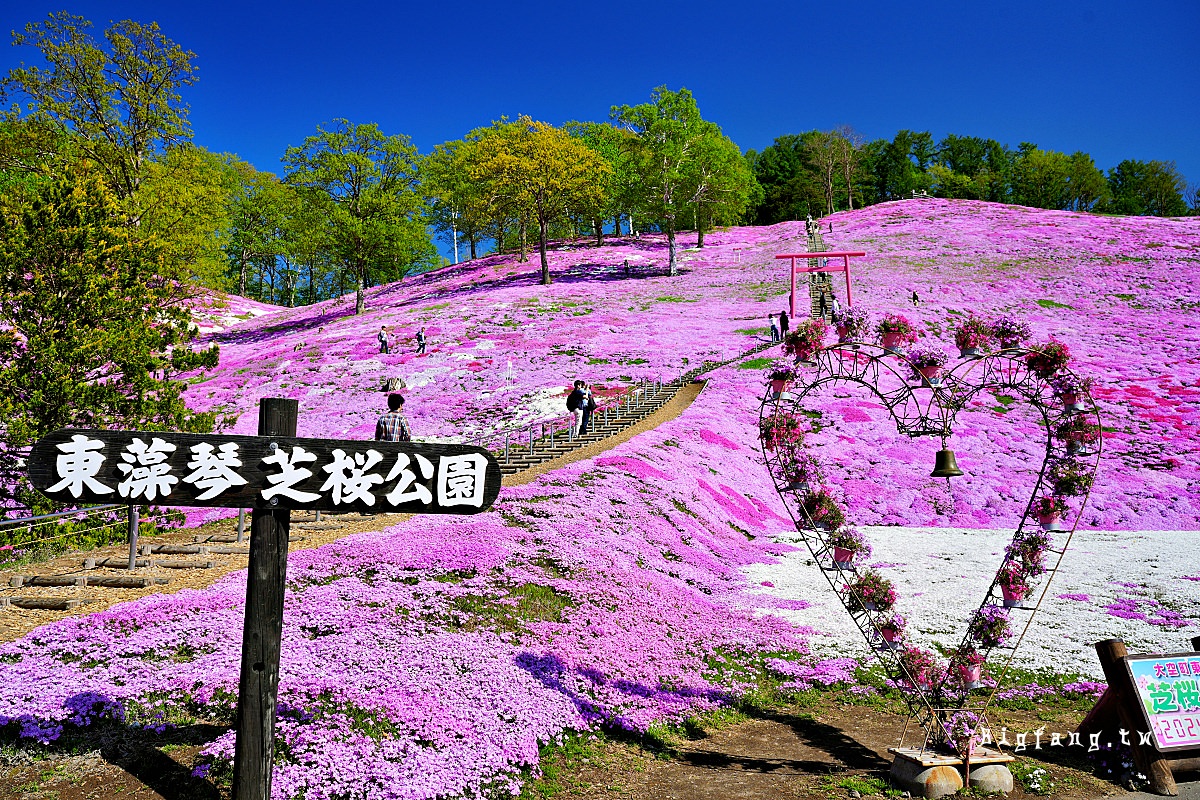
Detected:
left=759, top=341, right=1102, bottom=751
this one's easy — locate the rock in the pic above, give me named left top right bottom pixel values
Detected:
left=849, top=791, right=862, bottom=798
left=890, top=758, right=963, bottom=799
left=968, top=764, right=1014, bottom=794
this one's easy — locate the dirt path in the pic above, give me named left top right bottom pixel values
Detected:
left=0, top=382, right=704, bottom=644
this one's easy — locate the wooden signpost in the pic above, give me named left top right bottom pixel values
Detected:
left=1079, top=636, right=1200, bottom=796
left=28, top=398, right=501, bottom=800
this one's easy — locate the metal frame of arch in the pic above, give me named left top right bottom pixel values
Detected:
left=759, top=341, right=1102, bottom=750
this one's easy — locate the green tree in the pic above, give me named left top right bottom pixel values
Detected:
left=686, top=124, right=757, bottom=246
left=613, top=86, right=714, bottom=275
left=1012, top=147, right=1072, bottom=209
left=566, top=120, right=639, bottom=243
left=1, top=11, right=197, bottom=205
left=424, top=137, right=489, bottom=261
left=745, top=133, right=824, bottom=223
left=471, top=116, right=610, bottom=284
left=283, top=119, right=436, bottom=314
left=1107, top=159, right=1188, bottom=217
left=1065, top=152, right=1108, bottom=212
left=0, top=165, right=217, bottom=509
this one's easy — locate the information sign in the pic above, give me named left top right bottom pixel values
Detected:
left=1125, top=652, right=1200, bottom=752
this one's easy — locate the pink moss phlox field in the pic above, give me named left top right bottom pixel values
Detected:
left=0, top=371, right=809, bottom=799
left=175, top=201, right=1199, bottom=529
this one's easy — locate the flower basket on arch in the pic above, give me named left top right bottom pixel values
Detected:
left=1049, top=372, right=1093, bottom=411
left=781, top=453, right=822, bottom=492
left=759, top=412, right=808, bottom=452
left=952, top=315, right=992, bottom=358
left=997, top=562, right=1033, bottom=608
left=783, top=318, right=829, bottom=363
left=1025, top=339, right=1071, bottom=380
left=875, top=314, right=917, bottom=353
left=765, top=361, right=798, bottom=396
left=800, top=487, right=845, bottom=531
left=898, top=645, right=940, bottom=690
left=968, top=605, right=1012, bottom=649
left=827, top=526, right=871, bottom=568
left=905, top=344, right=950, bottom=385
left=831, top=306, right=870, bottom=343
left=991, top=315, right=1031, bottom=350
left=1030, top=495, right=1068, bottom=530
left=876, top=612, right=905, bottom=649
left=846, top=570, right=896, bottom=613
left=949, top=647, right=986, bottom=689
left=1055, top=416, right=1100, bottom=455
left=1047, top=456, right=1094, bottom=497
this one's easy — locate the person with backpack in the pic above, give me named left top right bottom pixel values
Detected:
left=375, top=393, right=412, bottom=442
left=566, top=380, right=585, bottom=435
left=416, top=327, right=426, bottom=354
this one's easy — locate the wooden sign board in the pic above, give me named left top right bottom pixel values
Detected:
left=29, top=428, right=500, bottom=515
left=1124, top=652, right=1200, bottom=752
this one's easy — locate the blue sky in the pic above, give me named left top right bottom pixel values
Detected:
left=2, top=1, right=1197, bottom=187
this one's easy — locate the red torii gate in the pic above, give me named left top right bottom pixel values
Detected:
left=775, top=251, right=866, bottom=318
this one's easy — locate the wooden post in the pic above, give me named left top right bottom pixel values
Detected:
left=1094, top=639, right=1178, bottom=796
left=127, top=505, right=139, bottom=571
left=233, top=398, right=298, bottom=800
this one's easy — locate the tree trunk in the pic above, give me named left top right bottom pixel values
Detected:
left=667, top=226, right=678, bottom=276
left=469, top=234, right=477, bottom=261
left=593, top=217, right=603, bottom=246
left=518, top=220, right=528, bottom=262
left=613, top=214, right=622, bottom=237
left=539, top=217, right=551, bottom=285
left=355, top=268, right=365, bottom=314
left=238, top=249, right=248, bottom=297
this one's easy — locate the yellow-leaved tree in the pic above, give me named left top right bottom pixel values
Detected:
left=472, top=117, right=610, bottom=285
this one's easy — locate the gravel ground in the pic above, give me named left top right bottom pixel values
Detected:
left=743, top=526, right=1200, bottom=678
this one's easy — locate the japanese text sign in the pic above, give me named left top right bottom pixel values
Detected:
left=29, top=429, right=501, bottom=515
left=1125, top=652, right=1200, bottom=752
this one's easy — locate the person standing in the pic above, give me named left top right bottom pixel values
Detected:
left=818, top=292, right=829, bottom=320
left=375, top=394, right=411, bottom=442
left=566, top=380, right=585, bottom=435
left=911, top=290, right=920, bottom=307
left=580, top=383, right=597, bottom=436
left=416, top=327, right=426, bottom=354
left=769, top=313, right=780, bottom=343
left=831, top=294, right=842, bottom=319
left=779, top=309, right=790, bottom=339
left=378, top=325, right=390, bottom=354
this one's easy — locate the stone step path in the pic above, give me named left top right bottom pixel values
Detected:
left=497, top=340, right=778, bottom=477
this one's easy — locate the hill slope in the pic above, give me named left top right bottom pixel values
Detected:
left=185, top=199, right=1200, bottom=529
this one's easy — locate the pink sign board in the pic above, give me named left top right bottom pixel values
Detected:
left=1126, top=652, right=1200, bottom=752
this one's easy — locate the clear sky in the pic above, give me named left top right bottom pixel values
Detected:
left=2, top=1, right=1197, bottom=187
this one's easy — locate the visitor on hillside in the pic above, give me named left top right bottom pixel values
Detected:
left=769, top=313, right=780, bottom=343
left=911, top=290, right=921, bottom=307
left=831, top=294, right=842, bottom=319
left=375, top=393, right=411, bottom=442
left=829, top=222, right=833, bottom=234
left=416, top=327, right=426, bottom=354
left=779, top=309, right=790, bottom=338
left=378, top=325, right=391, bottom=354
left=580, top=383, right=597, bottom=436
left=566, top=380, right=586, bottom=435
left=818, top=292, right=829, bottom=320
left=624, top=259, right=631, bottom=276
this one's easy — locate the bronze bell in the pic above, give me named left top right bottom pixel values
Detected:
left=931, top=448, right=964, bottom=478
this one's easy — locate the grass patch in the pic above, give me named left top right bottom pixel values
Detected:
left=738, top=357, right=773, bottom=370
left=451, top=582, right=574, bottom=632
left=656, top=296, right=696, bottom=303
left=1035, top=299, right=1074, bottom=310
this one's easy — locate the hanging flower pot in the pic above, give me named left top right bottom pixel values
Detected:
left=769, top=378, right=791, bottom=396
left=1037, top=511, right=1062, bottom=531
left=1000, top=584, right=1033, bottom=609
left=1049, top=373, right=1092, bottom=412
left=827, top=527, right=870, bottom=569
left=991, top=315, right=1031, bottom=350
left=875, top=314, right=917, bottom=354
left=961, top=663, right=983, bottom=688
left=831, top=306, right=870, bottom=344
left=836, top=324, right=851, bottom=343
left=1024, top=340, right=1071, bottom=380
left=953, top=314, right=992, bottom=358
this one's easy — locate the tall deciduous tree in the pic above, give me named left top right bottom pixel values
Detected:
left=1, top=12, right=197, bottom=205
left=471, top=116, right=609, bottom=285
left=686, top=124, right=757, bottom=246
left=283, top=119, right=436, bottom=314
left=805, top=130, right=840, bottom=216
left=613, top=86, right=713, bottom=276
left=1107, top=160, right=1188, bottom=217
left=0, top=165, right=218, bottom=509
left=424, top=137, right=489, bottom=262
left=834, top=125, right=865, bottom=210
